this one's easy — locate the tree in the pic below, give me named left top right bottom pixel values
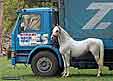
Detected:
left=0, top=0, right=3, bottom=53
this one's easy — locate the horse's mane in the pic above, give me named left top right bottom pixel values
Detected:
left=59, top=26, right=71, bottom=38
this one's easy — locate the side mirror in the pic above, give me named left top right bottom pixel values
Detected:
left=20, top=22, right=25, bottom=32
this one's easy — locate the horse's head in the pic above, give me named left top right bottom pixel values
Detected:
left=51, top=25, right=61, bottom=38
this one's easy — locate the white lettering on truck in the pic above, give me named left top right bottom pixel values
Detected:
left=82, top=2, right=113, bottom=29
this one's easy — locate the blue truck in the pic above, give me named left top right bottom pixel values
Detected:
left=11, top=0, right=113, bottom=76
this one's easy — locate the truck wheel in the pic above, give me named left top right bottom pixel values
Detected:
left=31, top=50, right=60, bottom=76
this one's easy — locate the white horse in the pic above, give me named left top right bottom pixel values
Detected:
left=51, top=25, right=104, bottom=77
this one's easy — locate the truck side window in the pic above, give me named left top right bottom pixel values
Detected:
left=21, top=14, right=40, bottom=32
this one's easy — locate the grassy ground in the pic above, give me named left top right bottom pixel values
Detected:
left=0, top=56, right=113, bottom=81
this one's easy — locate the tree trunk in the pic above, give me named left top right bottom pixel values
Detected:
left=0, top=0, right=3, bottom=54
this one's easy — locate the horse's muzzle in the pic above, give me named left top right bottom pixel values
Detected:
left=51, top=34, right=58, bottom=40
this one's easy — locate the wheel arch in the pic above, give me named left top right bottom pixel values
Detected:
left=27, top=45, right=63, bottom=68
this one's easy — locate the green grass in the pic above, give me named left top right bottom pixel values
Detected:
left=0, top=56, right=113, bottom=81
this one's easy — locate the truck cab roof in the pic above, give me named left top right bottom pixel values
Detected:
left=17, top=7, right=54, bottom=14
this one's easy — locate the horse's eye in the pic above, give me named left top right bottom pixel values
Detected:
left=56, top=30, right=59, bottom=32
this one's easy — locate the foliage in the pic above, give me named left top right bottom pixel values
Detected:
left=3, top=0, right=23, bottom=34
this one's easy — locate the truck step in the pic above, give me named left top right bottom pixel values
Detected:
left=16, top=60, right=27, bottom=63
left=16, top=53, right=29, bottom=56
left=16, top=53, right=28, bottom=63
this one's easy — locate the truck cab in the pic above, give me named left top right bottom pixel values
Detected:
left=12, top=8, right=54, bottom=51
left=11, top=7, right=63, bottom=76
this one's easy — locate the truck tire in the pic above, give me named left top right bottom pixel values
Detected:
left=31, top=50, right=60, bottom=76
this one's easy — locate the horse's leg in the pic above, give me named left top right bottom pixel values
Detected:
left=61, top=52, right=70, bottom=77
left=97, top=64, right=102, bottom=77
left=90, top=47, right=101, bottom=77
left=61, top=54, right=67, bottom=77
left=95, top=43, right=104, bottom=77
left=60, top=47, right=69, bottom=77
left=94, top=55, right=101, bottom=77
left=98, top=41, right=104, bottom=77
left=60, top=47, right=66, bottom=76
left=97, top=55, right=104, bottom=77
left=64, top=51, right=70, bottom=77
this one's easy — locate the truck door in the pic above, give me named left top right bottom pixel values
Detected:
left=16, top=13, right=51, bottom=50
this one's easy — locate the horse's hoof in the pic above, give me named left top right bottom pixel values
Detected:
left=97, top=71, right=103, bottom=77
left=65, top=73, right=69, bottom=77
left=62, top=74, right=69, bottom=77
left=62, top=73, right=66, bottom=77
left=97, top=74, right=101, bottom=77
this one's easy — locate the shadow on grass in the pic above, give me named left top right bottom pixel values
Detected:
left=70, top=73, right=113, bottom=78
left=19, top=74, right=60, bottom=78
left=18, top=73, right=113, bottom=78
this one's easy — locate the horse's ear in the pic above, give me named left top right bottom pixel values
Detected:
left=58, top=25, right=62, bottom=30
left=54, top=24, right=61, bottom=31
left=56, top=24, right=58, bottom=26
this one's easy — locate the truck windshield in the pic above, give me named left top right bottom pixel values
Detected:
left=21, top=14, right=41, bottom=32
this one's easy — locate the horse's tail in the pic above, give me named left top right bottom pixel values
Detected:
left=99, top=40, right=104, bottom=66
